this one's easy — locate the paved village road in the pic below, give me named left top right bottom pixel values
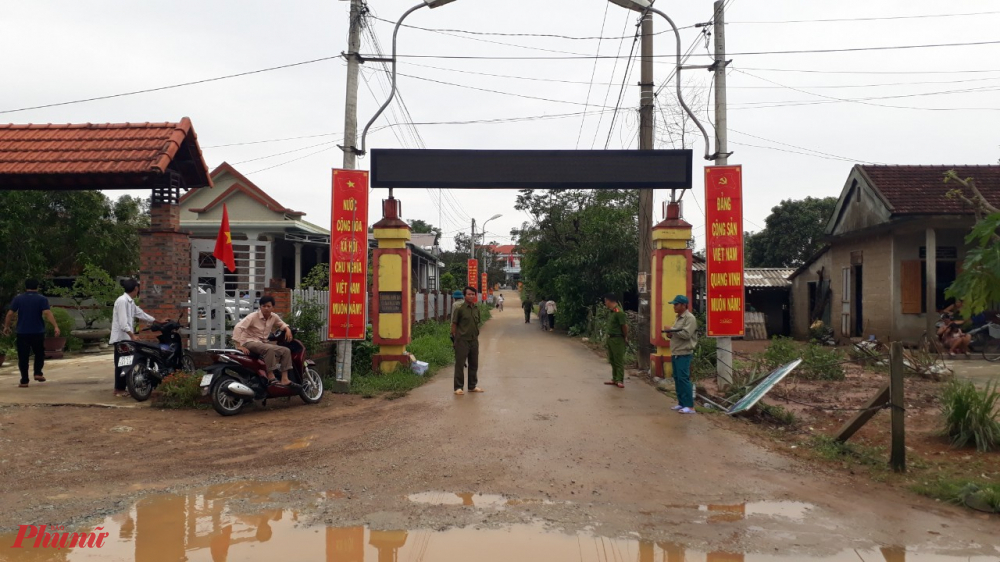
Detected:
left=0, top=294, right=997, bottom=559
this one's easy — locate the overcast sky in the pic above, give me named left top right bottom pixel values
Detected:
left=2, top=1, right=998, bottom=251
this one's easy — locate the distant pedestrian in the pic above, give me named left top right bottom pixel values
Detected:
left=110, top=279, right=157, bottom=397
left=663, top=295, right=698, bottom=414
left=496, top=293, right=504, bottom=312
left=3, top=279, right=60, bottom=388
left=521, top=297, right=533, bottom=323
left=538, top=300, right=548, bottom=330
left=451, top=286, right=483, bottom=395
left=601, top=293, right=628, bottom=389
left=451, top=289, right=464, bottom=313
left=545, top=300, right=557, bottom=331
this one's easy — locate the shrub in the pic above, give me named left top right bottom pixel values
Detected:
left=801, top=344, right=846, bottom=381
left=291, top=296, right=325, bottom=355
left=941, top=379, right=1000, bottom=452
left=152, top=371, right=206, bottom=409
left=51, top=264, right=119, bottom=329
left=758, top=337, right=798, bottom=371
left=692, top=336, right=718, bottom=380
left=46, top=307, right=76, bottom=339
left=808, top=320, right=835, bottom=345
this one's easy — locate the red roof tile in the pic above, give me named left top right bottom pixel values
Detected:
left=859, top=165, right=1000, bottom=215
left=489, top=244, right=518, bottom=254
left=0, top=118, right=211, bottom=188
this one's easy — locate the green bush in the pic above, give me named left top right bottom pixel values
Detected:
left=152, top=371, right=206, bottom=409
left=941, top=379, right=1000, bottom=452
left=350, top=320, right=455, bottom=399
left=758, top=336, right=799, bottom=370
left=46, top=307, right=76, bottom=339
left=351, top=326, right=378, bottom=378
left=66, top=336, right=84, bottom=352
left=407, top=321, right=454, bottom=371
left=291, top=296, right=325, bottom=355
left=801, top=344, right=846, bottom=381
left=51, top=264, right=119, bottom=329
left=692, top=336, right=718, bottom=380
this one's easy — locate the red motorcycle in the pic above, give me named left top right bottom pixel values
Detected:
left=200, top=329, right=324, bottom=416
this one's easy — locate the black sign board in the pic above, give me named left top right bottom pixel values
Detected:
left=370, top=149, right=692, bottom=190
left=379, top=291, right=403, bottom=314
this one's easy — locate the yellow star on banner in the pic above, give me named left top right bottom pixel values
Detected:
left=347, top=180, right=355, bottom=188
left=225, top=231, right=232, bottom=244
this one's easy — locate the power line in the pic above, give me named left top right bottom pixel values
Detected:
left=728, top=128, right=884, bottom=164
left=590, top=12, right=632, bottom=149
left=729, top=10, right=1000, bottom=24
left=576, top=1, right=610, bottom=149
left=231, top=139, right=342, bottom=165
left=603, top=13, right=643, bottom=150
left=382, top=38, right=1000, bottom=60
left=738, top=66, right=1000, bottom=75
left=392, top=71, right=617, bottom=108
left=203, top=132, right=341, bottom=149
left=368, top=14, right=683, bottom=41
left=0, top=55, right=341, bottom=115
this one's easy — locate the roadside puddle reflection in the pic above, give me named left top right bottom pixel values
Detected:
left=1, top=486, right=995, bottom=561
left=703, top=501, right=814, bottom=523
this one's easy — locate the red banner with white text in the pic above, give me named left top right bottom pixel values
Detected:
left=704, top=165, right=745, bottom=337
left=328, top=169, right=369, bottom=340
left=467, top=259, right=478, bottom=290
left=481, top=273, right=488, bottom=303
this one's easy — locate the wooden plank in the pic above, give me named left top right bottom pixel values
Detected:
left=890, top=341, right=906, bottom=473
left=834, top=382, right=890, bottom=443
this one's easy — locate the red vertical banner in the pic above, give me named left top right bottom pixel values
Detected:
left=704, top=165, right=745, bottom=337
left=329, top=169, right=370, bottom=340
left=467, top=259, right=478, bottom=290
left=481, top=273, right=488, bottom=303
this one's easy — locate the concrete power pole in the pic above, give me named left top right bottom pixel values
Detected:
left=334, top=0, right=364, bottom=391
left=637, top=10, right=655, bottom=371
left=712, top=0, right=734, bottom=386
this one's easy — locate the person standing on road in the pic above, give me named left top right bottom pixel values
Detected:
left=538, top=299, right=548, bottom=330
left=601, top=293, right=628, bottom=389
left=664, top=295, right=698, bottom=414
left=110, top=279, right=157, bottom=397
left=451, top=289, right=464, bottom=313
left=451, top=286, right=483, bottom=395
left=545, top=299, right=557, bottom=331
left=521, top=297, right=533, bottom=323
left=3, top=279, right=60, bottom=388
left=496, top=293, right=504, bottom=312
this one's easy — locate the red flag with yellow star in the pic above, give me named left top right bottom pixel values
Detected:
left=213, top=204, right=236, bottom=273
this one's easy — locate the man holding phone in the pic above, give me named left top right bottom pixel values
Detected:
left=663, top=295, right=698, bottom=414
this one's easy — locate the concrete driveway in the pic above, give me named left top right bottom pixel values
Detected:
left=946, top=358, right=1000, bottom=388
left=0, top=351, right=147, bottom=408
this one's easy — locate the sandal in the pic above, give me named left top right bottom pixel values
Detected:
left=18, top=383, right=29, bottom=388
left=33, top=375, right=46, bottom=382
left=604, top=381, right=617, bottom=385
left=616, top=382, right=625, bottom=388
left=113, top=390, right=130, bottom=398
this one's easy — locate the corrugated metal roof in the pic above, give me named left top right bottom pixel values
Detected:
left=692, top=264, right=794, bottom=288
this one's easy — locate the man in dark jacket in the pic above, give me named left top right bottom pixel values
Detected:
left=3, top=279, right=60, bottom=388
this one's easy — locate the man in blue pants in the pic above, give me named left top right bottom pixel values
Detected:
left=664, top=295, right=698, bottom=414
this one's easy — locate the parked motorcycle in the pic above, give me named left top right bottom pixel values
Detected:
left=199, top=329, right=324, bottom=416
left=967, top=322, right=1000, bottom=362
left=119, top=320, right=196, bottom=401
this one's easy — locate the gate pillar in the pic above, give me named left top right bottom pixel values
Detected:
left=140, top=186, right=191, bottom=333
left=371, top=197, right=412, bottom=373
left=650, top=202, right=692, bottom=380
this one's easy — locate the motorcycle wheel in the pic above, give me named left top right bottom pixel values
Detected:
left=126, top=364, right=154, bottom=402
left=211, top=375, right=248, bottom=416
left=180, top=351, right=196, bottom=373
left=982, top=339, right=1000, bottom=362
left=299, top=367, right=324, bottom=404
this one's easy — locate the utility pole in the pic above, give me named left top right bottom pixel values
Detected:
left=712, top=0, right=733, bottom=386
left=334, top=0, right=364, bottom=391
left=637, top=10, right=655, bottom=371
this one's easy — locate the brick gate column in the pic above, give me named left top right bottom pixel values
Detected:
left=140, top=202, right=191, bottom=325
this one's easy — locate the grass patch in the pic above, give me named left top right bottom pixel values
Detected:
left=912, top=477, right=1000, bottom=514
left=350, top=367, right=426, bottom=400
left=941, top=379, right=1000, bottom=452
left=152, top=371, right=209, bottom=409
left=809, top=435, right=887, bottom=471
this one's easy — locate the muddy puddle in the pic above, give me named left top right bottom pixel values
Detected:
left=2, top=483, right=996, bottom=561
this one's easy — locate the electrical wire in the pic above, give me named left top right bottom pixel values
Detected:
left=368, top=14, right=683, bottom=40
left=739, top=66, right=1000, bottom=75
left=392, top=71, right=617, bottom=108
left=729, top=10, right=1000, bottom=24
left=590, top=12, right=632, bottom=149
left=603, top=15, right=644, bottom=150
left=576, top=1, right=610, bottom=149
left=203, top=132, right=341, bottom=149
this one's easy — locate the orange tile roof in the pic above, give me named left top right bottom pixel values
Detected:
left=0, top=117, right=211, bottom=188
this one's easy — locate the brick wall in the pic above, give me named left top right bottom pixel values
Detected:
left=139, top=202, right=190, bottom=330
left=264, top=286, right=292, bottom=317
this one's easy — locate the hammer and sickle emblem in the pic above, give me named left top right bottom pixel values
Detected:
left=718, top=177, right=729, bottom=185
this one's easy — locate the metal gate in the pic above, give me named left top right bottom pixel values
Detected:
left=187, top=239, right=272, bottom=351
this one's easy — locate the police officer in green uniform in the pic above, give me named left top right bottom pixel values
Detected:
left=451, top=286, right=484, bottom=396
left=602, top=293, right=629, bottom=389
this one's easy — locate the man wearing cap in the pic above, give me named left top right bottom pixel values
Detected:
left=664, top=295, right=698, bottom=414
left=601, top=293, right=629, bottom=388
left=451, top=290, right=464, bottom=313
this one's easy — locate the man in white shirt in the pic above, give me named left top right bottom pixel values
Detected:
left=110, top=279, right=157, bottom=397
left=232, top=295, right=294, bottom=387
left=545, top=300, right=557, bottom=331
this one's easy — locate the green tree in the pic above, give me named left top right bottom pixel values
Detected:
left=0, top=191, right=148, bottom=308
left=944, top=172, right=1000, bottom=314
left=515, top=188, right=639, bottom=330
left=744, top=196, right=838, bottom=268
left=409, top=219, right=441, bottom=245
left=52, top=264, right=120, bottom=329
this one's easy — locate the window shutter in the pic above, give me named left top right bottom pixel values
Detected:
left=901, top=260, right=922, bottom=314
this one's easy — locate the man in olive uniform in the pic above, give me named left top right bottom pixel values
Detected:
left=521, top=297, right=533, bottom=323
left=451, top=286, right=484, bottom=395
left=602, top=293, right=628, bottom=389
left=664, top=295, right=698, bottom=414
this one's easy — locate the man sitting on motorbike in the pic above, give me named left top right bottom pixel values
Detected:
left=232, top=295, right=295, bottom=387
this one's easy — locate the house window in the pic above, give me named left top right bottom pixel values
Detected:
left=901, top=260, right=958, bottom=314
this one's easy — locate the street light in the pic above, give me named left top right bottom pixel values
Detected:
left=606, top=0, right=710, bottom=160
left=472, top=214, right=502, bottom=292
left=359, top=0, right=462, bottom=156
